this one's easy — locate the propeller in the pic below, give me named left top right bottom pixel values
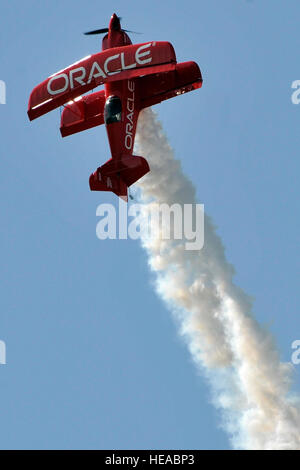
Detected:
left=84, top=28, right=141, bottom=35
left=123, top=29, right=141, bottom=34
left=84, top=16, right=141, bottom=35
left=84, top=28, right=109, bottom=35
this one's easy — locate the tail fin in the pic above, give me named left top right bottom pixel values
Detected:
left=89, top=155, right=150, bottom=201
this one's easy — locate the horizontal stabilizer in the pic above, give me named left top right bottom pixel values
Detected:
left=89, top=155, right=150, bottom=201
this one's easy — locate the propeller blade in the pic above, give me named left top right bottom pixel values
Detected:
left=84, top=25, right=142, bottom=36
left=84, top=28, right=109, bottom=35
left=122, top=29, right=142, bottom=34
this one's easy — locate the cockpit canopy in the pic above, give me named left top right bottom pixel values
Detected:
left=104, top=95, right=122, bottom=124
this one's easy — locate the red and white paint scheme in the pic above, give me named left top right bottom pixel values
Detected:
left=28, top=13, right=203, bottom=201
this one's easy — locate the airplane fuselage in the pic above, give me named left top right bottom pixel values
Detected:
left=104, top=78, right=138, bottom=159
left=102, top=18, right=140, bottom=163
left=27, top=13, right=202, bottom=201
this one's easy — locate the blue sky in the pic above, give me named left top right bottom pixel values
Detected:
left=0, top=0, right=300, bottom=449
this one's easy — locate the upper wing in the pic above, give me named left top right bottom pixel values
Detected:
left=139, top=61, right=202, bottom=109
left=28, top=42, right=176, bottom=121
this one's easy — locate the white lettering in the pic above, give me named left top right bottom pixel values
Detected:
left=94, top=202, right=204, bottom=250
left=128, top=204, right=143, bottom=240
left=120, top=52, right=136, bottom=70
left=104, top=54, right=120, bottom=75
left=184, top=204, right=204, bottom=251
left=0, top=80, right=6, bottom=104
left=125, top=80, right=135, bottom=150
left=125, top=134, right=133, bottom=150
left=87, top=61, right=107, bottom=84
left=291, top=340, right=300, bottom=365
left=160, top=203, right=183, bottom=240
left=0, top=340, right=6, bottom=365
left=45, top=46, right=153, bottom=99
left=127, top=98, right=134, bottom=113
left=69, top=67, right=86, bottom=89
left=47, top=73, right=69, bottom=95
left=291, top=80, right=300, bottom=105
left=126, top=122, right=133, bottom=134
left=128, top=80, right=135, bottom=92
left=96, top=204, right=116, bottom=240
left=135, top=43, right=152, bottom=65
left=126, top=114, right=133, bottom=126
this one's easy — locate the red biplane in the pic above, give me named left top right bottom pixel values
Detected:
left=28, top=14, right=202, bottom=201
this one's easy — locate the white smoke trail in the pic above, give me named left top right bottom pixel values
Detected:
left=135, top=108, right=300, bottom=450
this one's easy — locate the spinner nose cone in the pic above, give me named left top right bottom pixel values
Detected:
left=109, top=13, right=121, bottom=31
